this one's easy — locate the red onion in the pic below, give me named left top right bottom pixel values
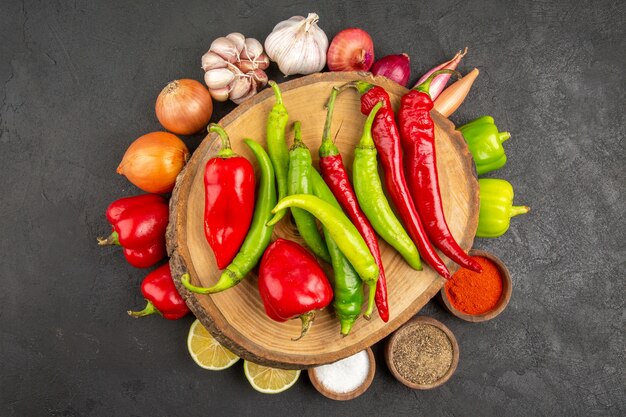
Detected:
left=327, top=28, right=374, bottom=72
left=371, top=53, right=411, bottom=86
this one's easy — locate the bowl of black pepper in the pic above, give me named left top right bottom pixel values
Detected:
left=384, top=316, right=459, bottom=390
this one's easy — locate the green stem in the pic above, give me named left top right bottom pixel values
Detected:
left=319, top=87, right=340, bottom=157
left=97, top=231, right=120, bottom=246
left=180, top=272, right=237, bottom=294
left=363, top=283, right=377, bottom=320
left=128, top=300, right=161, bottom=318
left=268, top=80, right=283, bottom=105
left=414, top=69, right=462, bottom=95
left=350, top=80, right=374, bottom=95
left=357, top=101, right=384, bottom=148
left=209, top=124, right=235, bottom=158
left=510, top=206, right=530, bottom=217
left=499, top=131, right=511, bottom=143
left=290, top=121, right=306, bottom=150
left=292, top=311, right=316, bottom=341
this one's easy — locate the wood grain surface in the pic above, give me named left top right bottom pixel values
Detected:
left=166, top=72, right=478, bottom=369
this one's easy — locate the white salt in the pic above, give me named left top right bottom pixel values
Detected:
left=313, top=350, right=370, bottom=394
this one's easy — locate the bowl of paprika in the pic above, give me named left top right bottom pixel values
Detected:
left=439, top=249, right=512, bottom=322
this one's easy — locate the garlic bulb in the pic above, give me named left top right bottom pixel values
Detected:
left=264, top=13, right=328, bottom=76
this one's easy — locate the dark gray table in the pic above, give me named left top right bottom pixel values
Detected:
left=1, top=1, right=624, bottom=416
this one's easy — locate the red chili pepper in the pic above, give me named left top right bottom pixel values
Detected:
left=258, top=239, right=333, bottom=340
left=128, top=263, right=190, bottom=320
left=204, top=124, right=255, bottom=269
left=98, top=194, right=169, bottom=268
left=319, top=88, right=388, bottom=322
left=399, top=70, right=482, bottom=273
left=349, top=81, right=451, bottom=279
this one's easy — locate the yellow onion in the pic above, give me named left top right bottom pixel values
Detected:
left=155, top=79, right=213, bottom=135
left=117, top=132, right=189, bottom=194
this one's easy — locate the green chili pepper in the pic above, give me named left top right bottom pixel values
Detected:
left=477, top=178, right=529, bottom=238
left=181, top=139, right=276, bottom=294
left=353, top=101, right=422, bottom=271
left=266, top=81, right=290, bottom=223
left=286, top=121, right=331, bottom=263
left=458, top=116, right=511, bottom=175
left=270, top=194, right=379, bottom=315
left=311, top=169, right=364, bottom=335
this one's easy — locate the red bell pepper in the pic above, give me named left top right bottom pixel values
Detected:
left=204, top=124, right=255, bottom=269
left=258, top=239, right=333, bottom=340
left=98, top=194, right=169, bottom=268
left=128, top=263, right=189, bottom=320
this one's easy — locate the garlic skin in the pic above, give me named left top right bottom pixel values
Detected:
left=264, top=13, right=328, bottom=76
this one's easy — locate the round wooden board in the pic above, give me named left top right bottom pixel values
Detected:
left=167, top=72, right=478, bottom=370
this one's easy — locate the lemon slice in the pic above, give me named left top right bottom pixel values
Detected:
left=187, top=319, right=240, bottom=370
left=243, top=360, right=301, bottom=394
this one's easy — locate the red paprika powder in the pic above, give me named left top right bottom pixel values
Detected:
left=444, top=256, right=503, bottom=315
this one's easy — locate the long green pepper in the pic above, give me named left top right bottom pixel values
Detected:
left=181, top=139, right=276, bottom=294
left=287, top=122, right=331, bottom=263
left=311, top=169, right=364, bottom=335
left=266, top=81, right=290, bottom=224
left=352, top=101, right=422, bottom=270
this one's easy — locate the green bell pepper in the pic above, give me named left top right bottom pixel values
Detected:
left=478, top=178, right=530, bottom=238
left=458, top=116, right=511, bottom=175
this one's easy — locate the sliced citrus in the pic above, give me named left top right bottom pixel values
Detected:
left=243, top=360, right=301, bottom=394
left=187, top=319, right=240, bottom=370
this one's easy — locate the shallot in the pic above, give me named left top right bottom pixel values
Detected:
left=434, top=68, right=479, bottom=117
left=414, top=48, right=468, bottom=100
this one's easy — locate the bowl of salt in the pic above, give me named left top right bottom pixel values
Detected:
left=308, top=348, right=375, bottom=400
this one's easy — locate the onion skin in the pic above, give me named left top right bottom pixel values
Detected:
left=117, top=132, right=190, bottom=194
left=327, top=28, right=374, bottom=72
left=371, top=53, right=410, bottom=86
left=155, top=79, right=213, bottom=135
left=414, top=48, right=467, bottom=100
left=434, top=68, right=479, bottom=117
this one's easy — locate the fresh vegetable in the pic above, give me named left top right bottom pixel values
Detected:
left=155, top=79, right=213, bottom=135
left=203, top=124, right=255, bottom=269
left=433, top=68, right=479, bottom=117
left=413, top=48, right=467, bottom=100
left=477, top=178, right=529, bottom=238
left=458, top=116, right=511, bottom=175
left=264, top=13, right=328, bottom=76
left=258, top=239, right=333, bottom=340
left=188, top=319, right=240, bottom=370
left=97, top=194, right=168, bottom=268
left=311, top=169, right=364, bottom=335
left=265, top=81, right=290, bottom=224
left=181, top=139, right=276, bottom=294
left=348, top=80, right=451, bottom=279
left=327, top=28, right=374, bottom=72
left=128, top=263, right=190, bottom=319
left=117, top=132, right=189, bottom=194
left=244, top=361, right=301, bottom=394
left=287, top=122, right=331, bottom=262
left=371, top=53, right=411, bottom=87
left=269, top=195, right=379, bottom=316
left=353, top=101, right=421, bottom=270
left=319, top=87, right=387, bottom=321
left=399, top=70, right=482, bottom=273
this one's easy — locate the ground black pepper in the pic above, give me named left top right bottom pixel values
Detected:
left=392, top=323, right=453, bottom=385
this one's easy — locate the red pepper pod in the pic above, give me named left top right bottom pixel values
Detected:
left=128, top=263, right=190, bottom=320
left=204, top=124, right=255, bottom=269
left=98, top=194, right=169, bottom=268
left=258, top=239, right=333, bottom=340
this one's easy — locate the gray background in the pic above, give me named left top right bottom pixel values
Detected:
left=1, top=0, right=624, bottom=416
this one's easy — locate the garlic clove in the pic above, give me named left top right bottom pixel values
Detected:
left=228, top=76, right=253, bottom=101
left=232, top=82, right=257, bottom=105
left=204, top=68, right=235, bottom=89
left=236, top=59, right=257, bottom=73
left=242, top=38, right=263, bottom=61
left=226, top=32, right=246, bottom=54
left=256, top=53, right=270, bottom=70
left=209, top=87, right=230, bottom=102
left=210, top=37, right=239, bottom=63
left=250, top=69, right=268, bottom=89
left=201, top=51, right=228, bottom=71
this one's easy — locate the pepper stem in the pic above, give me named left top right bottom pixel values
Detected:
left=340, top=80, right=374, bottom=95
left=414, top=69, right=462, bottom=96
left=363, top=283, right=377, bottom=320
left=499, top=131, right=511, bottom=143
left=97, top=231, right=119, bottom=246
left=289, top=121, right=306, bottom=150
left=292, top=311, right=316, bottom=341
left=128, top=300, right=161, bottom=318
left=319, top=87, right=340, bottom=157
left=358, top=101, right=384, bottom=148
left=268, top=80, right=283, bottom=105
left=209, top=124, right=235, bottom=158
left=510, top=205, right=530, bottom=217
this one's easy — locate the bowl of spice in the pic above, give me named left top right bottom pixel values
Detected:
left=385, top=316, right=459, bottom=390
left=440, top=249, right=512, bottom=322
left=308, top=348, right=375, bottom=400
